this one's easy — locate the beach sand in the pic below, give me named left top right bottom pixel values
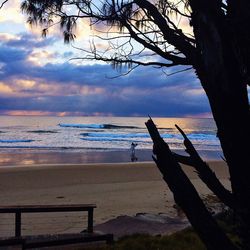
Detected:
left=0, top=161, right=230, bottom=237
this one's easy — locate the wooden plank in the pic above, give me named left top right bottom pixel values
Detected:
left=0, top=204, right=96, bottom=213
left=0, top=233, right=113, bottom=248
left=23, top=233, right=114, bottom=248
left=0, top=237, right=25, bottom=247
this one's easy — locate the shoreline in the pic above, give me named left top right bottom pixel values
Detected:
left=0, top=148, right=223, bottom=167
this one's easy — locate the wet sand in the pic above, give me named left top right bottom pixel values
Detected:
left=0, top=149, right=223, bottom=166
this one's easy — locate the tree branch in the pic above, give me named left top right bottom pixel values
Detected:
left=123, top=20, right=190, bottom=65
left=134, top=0, right=197, bottom=63
left=70, top=45, right=178, bottom=68
left=0, top=0, right=8, bottom=9
left=174, top=124, right=235, bottom=209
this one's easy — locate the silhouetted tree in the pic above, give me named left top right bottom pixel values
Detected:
left=21, top=1, right=250, bottom=249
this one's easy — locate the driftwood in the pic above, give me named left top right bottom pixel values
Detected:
left=173, top=124, right=235, bottom=209
left=145, top=117, right=236, bottom=250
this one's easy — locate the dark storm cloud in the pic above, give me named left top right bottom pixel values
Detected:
left=0, top=45, right=28, bottom=63
left=30, top=62, right=198, bottom=90
left=0, top=84, right=210, bottom=117
left=0, top=32, right=211, bottom=117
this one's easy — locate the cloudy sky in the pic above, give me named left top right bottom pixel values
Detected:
left=0, top=0, right=212, bottom=117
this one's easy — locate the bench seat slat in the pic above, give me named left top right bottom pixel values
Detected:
left=24, top=233, right=113, bottom=248
left=0, top=204, right=96, bottom=213
left=0, top=233, right=114, bottom=249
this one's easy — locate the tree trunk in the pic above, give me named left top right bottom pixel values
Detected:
left=189, top=1, right=250, bottom=247
left=204, top=78, right=250, bottom=249
left=197, top=28, right=250, bottom=250
left=145, top=118, right=236, bottom=250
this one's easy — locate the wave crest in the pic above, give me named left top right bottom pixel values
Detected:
left=28, top=130, right=58, bottom=134
left=0, top=139, right=35, bottom=143
left=59, top=123, right=139, bottom=129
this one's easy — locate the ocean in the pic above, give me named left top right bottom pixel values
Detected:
left=0, top=116, right=222, bottom=165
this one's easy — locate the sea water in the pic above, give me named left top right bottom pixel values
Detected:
left=0, top=116, right=221, bottom=153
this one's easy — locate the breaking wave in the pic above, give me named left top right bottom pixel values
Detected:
left=58, top=123, right=139, bottom=129
left=28, top=130, right=58, bottom=134
left=80, top=138, right=150, bottom=143
left=80, top=132, right=217, bottom=141
left=0, top=139, right=35, bottom=143
left=80, top=132, right=150, bottom=138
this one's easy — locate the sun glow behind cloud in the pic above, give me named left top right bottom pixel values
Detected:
left=0, top=0, right=24, bottom=23
left=0, top=0, right=213, bottom=117
left=27, top=50, right=57, bottom=66
left=0, top=82, right=12, bottom=94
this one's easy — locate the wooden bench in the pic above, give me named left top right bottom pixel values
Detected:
left=0, top=204, right=113, bottom=249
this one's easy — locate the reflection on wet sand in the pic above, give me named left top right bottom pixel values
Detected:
left=0, top=149, right=222, bottom=167
left=0, top=150, right=152, bottom=166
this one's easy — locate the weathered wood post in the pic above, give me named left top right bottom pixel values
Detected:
left=87, top=208, right=94, bottom=233
left=15, top=212, right=21, bottom=237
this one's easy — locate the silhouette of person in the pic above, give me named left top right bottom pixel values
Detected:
left=130, top=142, right=138, bottom=162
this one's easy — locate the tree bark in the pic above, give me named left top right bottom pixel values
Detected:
left=189, top=1, right=250, bottom=247
left=205, top=78, right=250, bottom=249
left=145, top=118, right=237, bottom=250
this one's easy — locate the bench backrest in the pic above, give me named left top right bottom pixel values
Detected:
left=0, top=204, right=96, bottom=237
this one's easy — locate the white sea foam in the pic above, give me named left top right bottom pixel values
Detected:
left=80, top=132, right=217, bottom=141
left=59, top=123, right=140, bottom=129
left=0, top=116, right=221, bottom=152
left=81, top=132, right=150, bottom=138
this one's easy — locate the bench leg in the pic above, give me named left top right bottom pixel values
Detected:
left=87, top=209, right=93, bottom=233
left=15, top=212, right=21, bottom=237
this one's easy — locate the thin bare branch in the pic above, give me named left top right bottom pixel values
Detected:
left=134, top=0, right=197, bottom=62
left=0, top=0, right=8, bottom=9
left=162, top=66, right=193, bottom=76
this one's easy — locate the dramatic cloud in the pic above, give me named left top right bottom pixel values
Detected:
left=0, top=12, right=212, bottom=117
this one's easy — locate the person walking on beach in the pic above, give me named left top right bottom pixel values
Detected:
left=130, top=142, right=138, bottom=162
